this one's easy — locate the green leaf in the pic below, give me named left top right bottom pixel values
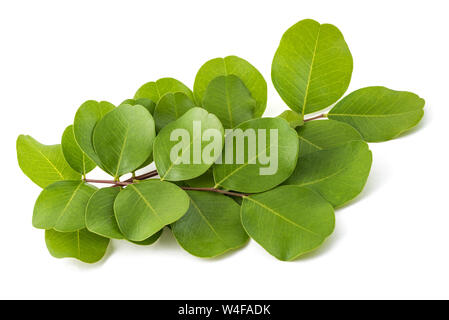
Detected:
left=17, top=135, right=80, bottom=188
left=296, top=119, right=363, bottom=157
left=202, top=75, right=257, bottom=128
left=194, top=56, right=267, bottom=117
left=328, top=86, right=425, bottom=142
left=154, top=92, right=196, bottom=132
left=284, top=141, right=372, bottom=207
left=114, top=180, right=190, bottom=241
left=154, top=107, right=224, bottom=181
left=119, top=98, right=156, bottom=114
left=85, top=187, right=124, bottom=239
left=134, top=77, right=193, bottom=103
left=172, top=191, right=248, bottom=258
left=184, top=169, right=215, bottom=188
left=241, top=185, right=335, bottom=261
left=277, top=110, right=304, bottom=129
left=61, top=125, right=96, bottom=175
left=213, top=117, right=299, bottom=193
left=93, top=104, right=156, bottom=178
left=45, top=229, right=109, bottom=264
left=129, top=230, right=163, bottom=246
left=33, top=181, right=97, bottom=232
left=73, top=100, right=115, bottom=168
left=272, top=19, right=353, bottom=115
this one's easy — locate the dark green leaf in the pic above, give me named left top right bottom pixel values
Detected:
left=129, top=230, right=163, bottom=246
left=120, top=98, right=156, bottom=114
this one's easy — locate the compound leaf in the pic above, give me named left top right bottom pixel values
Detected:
left=213, top=118, right=299, bottom=193
left=296, top=119, right=363, bottom=157
left=272, top=19, right=353, bottom=115
left=134, top=77, right=193, bottom=103
left=154, top=92, right=196, bottom=132
left=241, top=185, right=335, bottom=261
left=172, top=191, right=248, bottom=258
left=284, top=141, right=372, bottom=207
left=17, top=135, right=80, bottom=188
left=114, top=180, right=190, bottom=241
left=194, top=56, right=267, bottom=117
left=61, top=125, right=96, bottom=175
left=73, top=100, right=115, bottom=168
left=202, top=75, right=256, bottom=128
left=45, top=229, right=109, bottom=264
left=328, top=86, right=425, bottom=142
left=154, top=107, right=224, bottom=181
left=85, top=187, right=124, bottom=239
left=93, top=104, right=156, bottom=178
left=33, top=181, right=97, bottom=232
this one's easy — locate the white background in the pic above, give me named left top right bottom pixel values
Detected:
left=1, top=0, right=448, bottom=299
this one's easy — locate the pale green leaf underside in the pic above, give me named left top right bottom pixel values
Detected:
left=213, top=117, right=299, bottom=193
left=134, top=77, right=193, bottom=103
left=194, top=55, right=267, bottom=117
left=45, top=229, right=109, bottom=264
left=17, top=135, right=80, bottom=188
left=328, top=86, right=425, bottom=142
left=154, top=92, right=196, bottom=132
left=202, top=75, right=256, bottom=128
left=61, top=125, right=96, bottom=175
left=296, top=119, right=363, bottom=157
left=284, top=140, right=372, bottom=207
left=241, top=185, right=335, bottom=261
left=272, top=19, right=353, bottom=115
left=114, top=180, right=190, bottom=241
left=154, top=107, right=224, bottom=181
left=172, top=191, right=248, bottom=258
left=33, top=181, right=97, bottom=232
left=93, top=104, right=156, bottom=178
left=85, top=187, right=124, bottom=239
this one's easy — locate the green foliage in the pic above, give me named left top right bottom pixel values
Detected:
left=154, top=92, right=196, bottom=132
left=241, top=186, right=335, bottom=261
left=61, top=125, right=96, bottom=175
left=33, top=181, right=97, bottom=232
left=213, top=118, right=299, bottom=193
left=194, top=56, right=267, bottom=117
left=93, top=104, right=156, bottom=178
left=328, top=86, right=425, bottom=142
left=272, top=19, right=353, bottom=115
left=45, top=229, right=110, bottom=263
left=17, top=18, right=425, bottom=263
left=134, top=77, right=193, bottom=103
left=17, top=135, right=80, bottom=188
left=114, top=180, right=190, bottom=241
left=172, top=191, right=248, bottom=257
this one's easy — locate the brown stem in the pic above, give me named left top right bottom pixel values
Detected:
left=84, top=179, right=130, bottom=186
left=304, top=113, right=326, bottom=122
left=181, top=187, right=249, bottom=197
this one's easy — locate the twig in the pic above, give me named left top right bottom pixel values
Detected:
left=304, top=113, right=326, bottom=122
left=181, top=187, right=249, bottom=197
left=84, top=179, right=130, bottom=186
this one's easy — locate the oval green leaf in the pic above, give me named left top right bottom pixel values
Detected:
left=45, top=229, right=109, bottom=264
left=328, top=86, right=425, bottom=142
left=93, top=104, right=156, bottom=178
left=61, top=125, right=96, bottom=175
left=202, top=75, right=256, bottom=128
left=154, top=107, right=224, bottom=181
left=119, top=98, right=156, bottom=114
left=172, top=191, right=248, bottom=258
left=85, top=187, right=124, bottom=239
left=154, top=92, right=196, bottom=132
left=17, top=135, right=80, bottom=188
left=296, top=119, right=363, bottom=157
left=114, top=180, right=190, bottom=241
left=33, top=181, right=97, bottom=232
left=284, top=141, right=372, bottom=207
left=194, top=56, right=267, bottom=117
left=134, top=77, right=193, bottom=103
left=129, top=230, right=163, bottom=246
left=213, top=117, right=299, bottom=193
left=241, top=185, right=335, bottom=261
left=272, top=19, right=353, bottom=115
left=73, top=100, right=115, bottom=168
